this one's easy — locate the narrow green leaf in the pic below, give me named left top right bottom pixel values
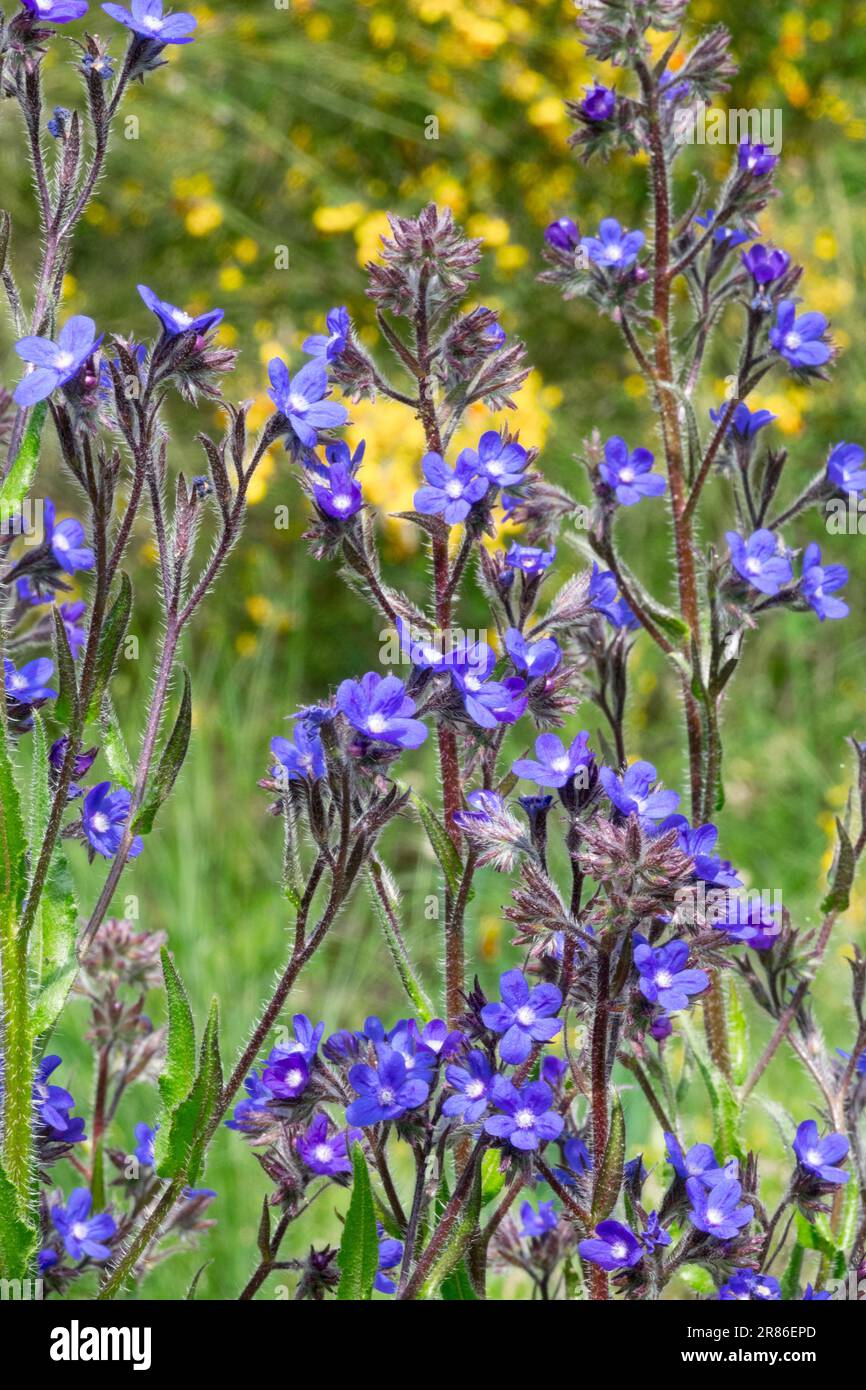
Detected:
left=87, top=571, right=132, bottom=722
left=420, top=1164, right=482, bottom=1298
left=821, top=817, right=855, bottom=914
left=0, top=400, right=47, bottom=515
left=0, top=1160, right=37, bottom=1280
left=410, top=790, right=464, bottom=899
left=337, top=1143, right=379, bottom=1301
left=780, top=1242, right=805, bottom=1302
left=591, top=1090, right=626, bottom=1223
left=481, top=1149, right=505, bottom=1207
left=441, top=1258, right=479, bottom=1300
left=31, top=960, right=79, bottom=1036
left=157, top=948, right=197, bottom=1115
left=156, top=997, right=222, bottom=1187
left=51, top=606, right=79, bottom=728
left=133, top=668, right=192, bottom=835
left=28, top=713, right=51, bottom=848
left=0, top=707, right=27, bottom=918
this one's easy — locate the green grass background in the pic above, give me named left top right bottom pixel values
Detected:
left=2, top=0, right=865, bottom=1297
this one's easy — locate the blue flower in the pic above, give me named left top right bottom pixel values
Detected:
left=446, top=640, right=527, bottom=729
left=709, top=402, right=777, bottom=441
left=82, top=782, right=143, bottom=860
left=303, top=306, right=350, bottom=362
left=693, top=210, right=752, bottom=249
left=579, top=1220, right=643, bottom=1271
left=101, top=1, right=197, bottom=45
left=512, top=731, right=593, bottom=790
left=296, top=1113, right=355, bottom=1176
left=633, top=936, right=709, bottom=1013
left=60, top=600, right=87, bottom=658
left=271, top=1014, right=325, bottom=1062
left=261, top=1051, right=310, bottom=1100
left=443, top=1051, right=495, bottom=1123
left=51, top=1189, right=116, bottom=1262
left=726, top=528, right=792, bottom=596
left=268, top=357, right=348, bottom=449
left=505, top=542, right=556, bottom=574
left=599, top=436, right=665, bottom=506
left=600, top=760, right=679, bottom=823
left=21, top=0, right=89, bottom=20
left=313, top=456, right=363, bottom=520
left=133, top=1121, right=156, bottom=1167
left=4, top=657, right=56, bottom=704
left=480, top=968, right=562, bottom=1064
left=800, top=543, right=849, bottom=621
left=687, top=1175, right=753, bottom=1239
left=656, top=815, right=742, bottom=888
left=641, top=1211, right=672, bottom=1253
left=394, top=616, right=450, bottom=672
left=741, top=244, right=790, bottom=284
left=803, top=1284, right=832, bottom=1300
left=589, top=564, right=639, bottom=630
left=225, top=1070, right=274, bottom=1132
left=544, top=217, right=580, bottom=251
left=664, top=1132, right=732, bottom=1187
left=452, top=788, right=505, bottom=831
left=138, top=284, right=222, bottom=337
left=793, top=1120, right=849, bottom=1186
left=337, top=671, right=427, bottom=749
left=414, top=450, right=488, bottom=525
left=580, top=218, right=644, bottom=271
left=720, top=1269, right=780, bottom=1300
left=519, top=1199, right=558, bottom=1238
left=738, top=142, right=778, bottom=176
left=827, top=442, right=866, bottom=494
left=270, top=723, right=326, bottom=783
left=770, top=300, right=831, bottom=369
left=483, top=1077, right=563, bottom=1151
left=555, top=1134, right=592, bottom=1185
left=346, top=1044, right=430, bottom=1125
left=47, top=107, right=72, bottom=139
left=504, top=627, right=561, bottom=678
left=14, top=315, right=102, bottom=407
left=471, top=430, right=528, bottom=488
left=580, top=81, right=615, bottom=122
left=374, top=1226, right=404, bottom=1294
left=33, top=1055, right=85, bottom=1142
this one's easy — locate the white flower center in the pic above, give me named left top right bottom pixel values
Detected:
left=54, top=351, right=74, bottom=370
left=445, top=480, right=463, bottom=498
left=313, top=1143, right=333, bottom=1163
left=174, top=310, right=193, bottom=328
left=515, top=1006, right=535, bottom=1026
left=707, top=1207, right=724, bottom=1226
left=515, top=1108, right=535, bottom=1130
left=53, top=531, right=69, bottom=551
left=607, top=245, right=622, bottom=262
left=784, top=332, right=801, bottom=351
left=619, top=467, right=634, bottom=483
left=91, top=813, right=109, bottom=834
left=72, top=1222, right=89, bottom=1240
left=655, top=970, right=673, bottom=989
left=745, top=556, right=762, bottom=575
left=286, top=1069, right=303, bottom=1089
left=552, top=756, right=570, bottom=773
left=143, top=16, right=163, bottom=31
left=332, top=494, right=352, bottom=513
left=366, top=713, right=387, bottom=734
left=378, top=1087, right=395, bottom=1105
left=10, top=674, right=27, bottom=691
left=611, top=1241, right=627, bottom=1260
left=288, top=392, right=309, bottom=413
left=466, top=1080, right=485, bottom=1099
left=805, top=1149, right=823, bottom=1166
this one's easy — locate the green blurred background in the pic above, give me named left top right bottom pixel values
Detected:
left=2, top=0, right=866, bottom=1297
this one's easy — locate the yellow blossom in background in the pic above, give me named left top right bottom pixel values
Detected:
left=313, top=202, right=367, bottom=234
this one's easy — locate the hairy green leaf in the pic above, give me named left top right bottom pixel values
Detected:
left=0, top=400, right=46, bottom=516
left=133, top=668, right=192, bottom=835
left=337, top=1143, right=379, bottom=1301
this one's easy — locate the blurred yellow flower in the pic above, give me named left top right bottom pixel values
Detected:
left=313, top=202, right=367, bottom=234
left=185, top=200, right=223, bottom=238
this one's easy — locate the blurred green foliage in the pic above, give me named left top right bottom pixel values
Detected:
left=2, top=0, right=865, bottom=1297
